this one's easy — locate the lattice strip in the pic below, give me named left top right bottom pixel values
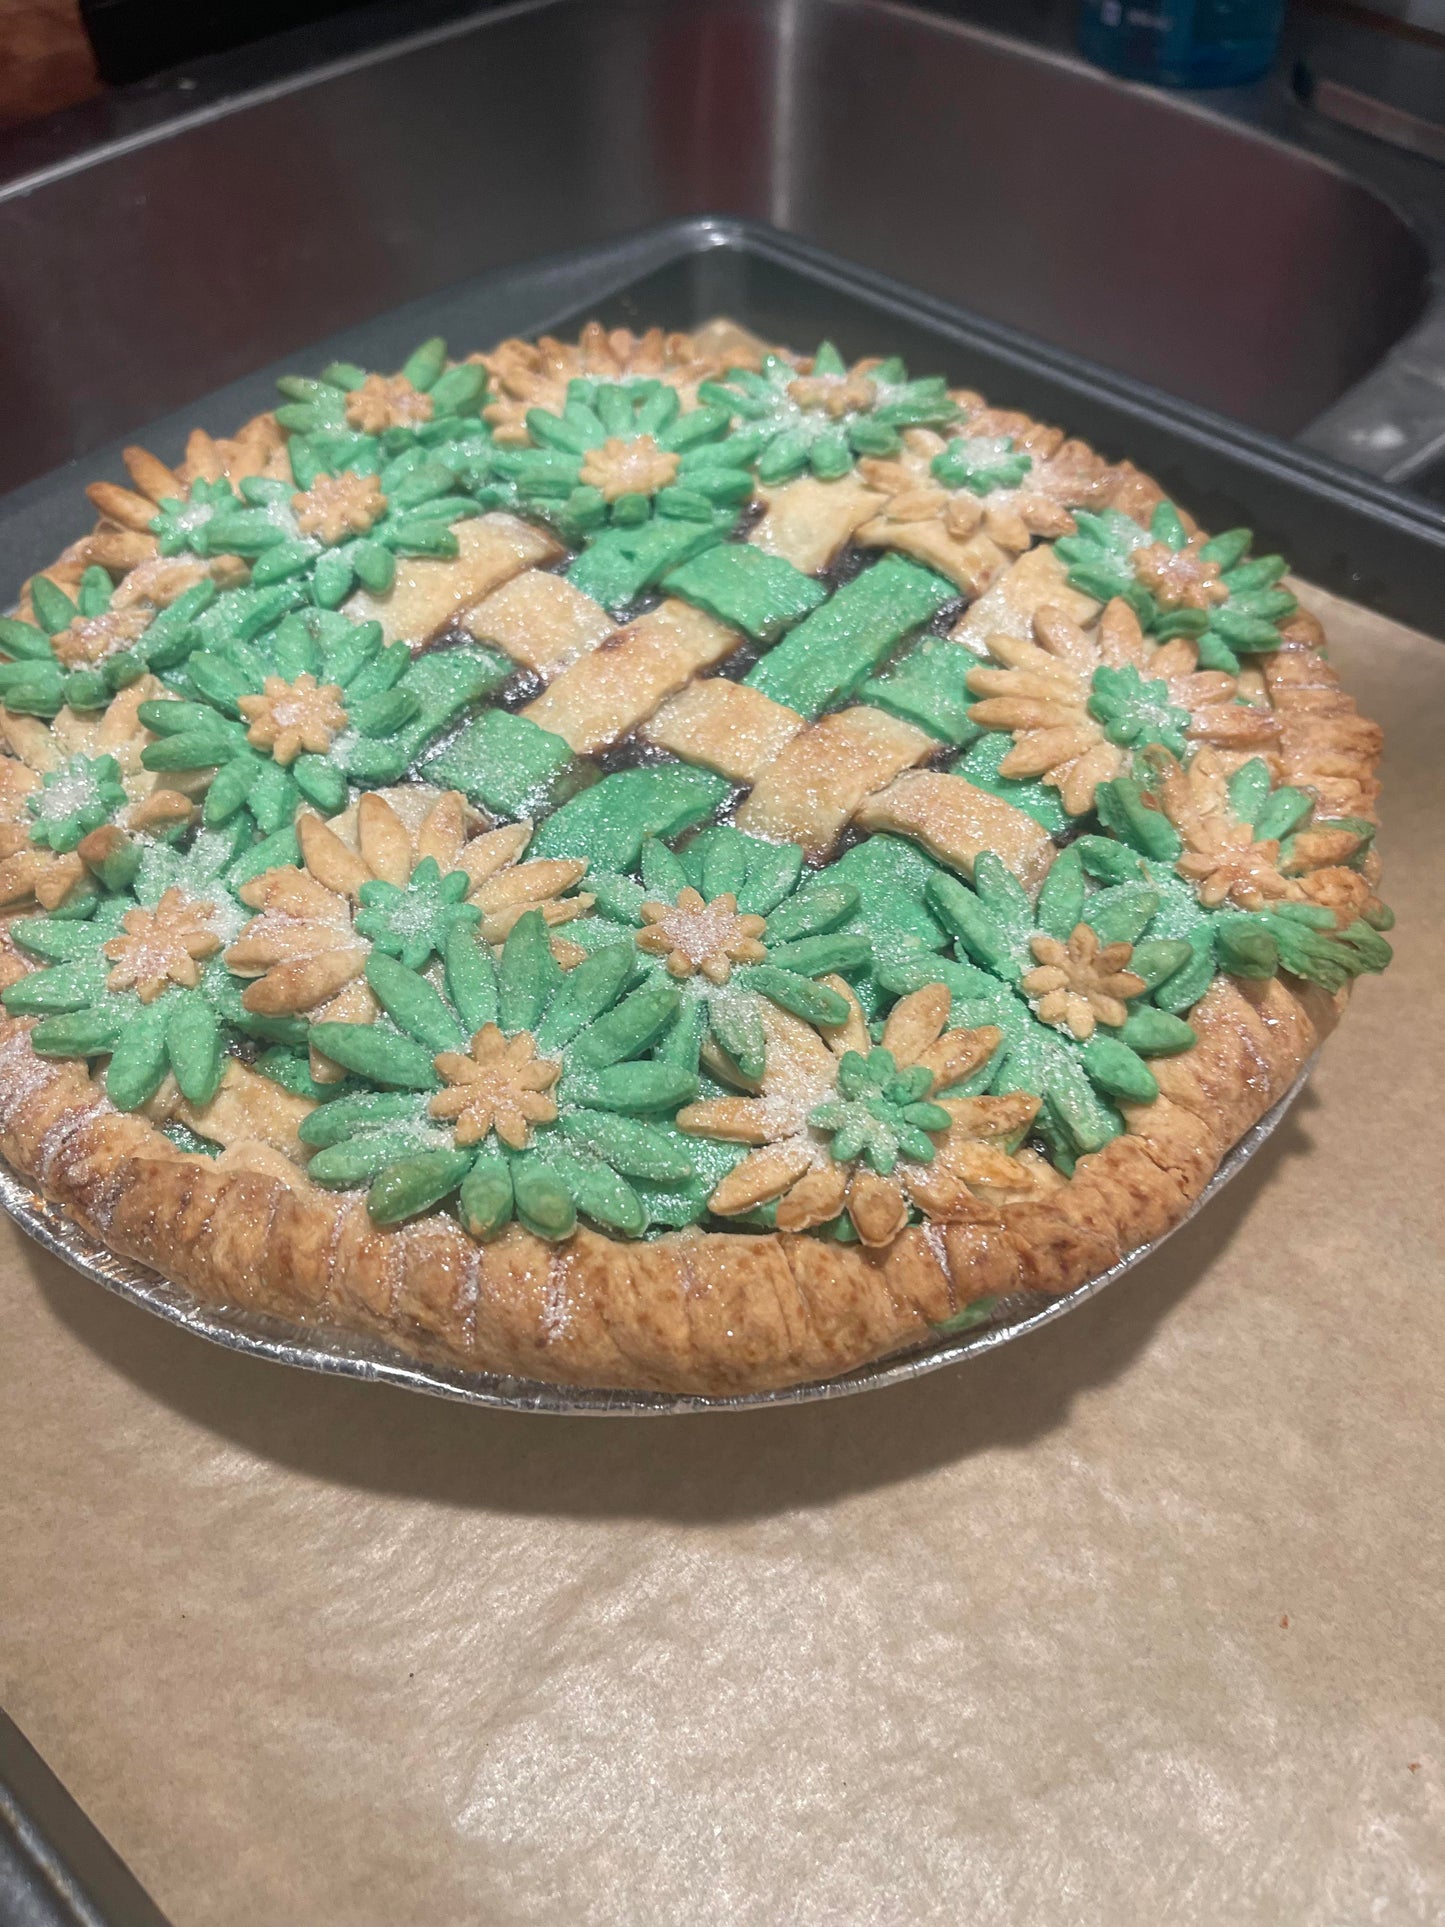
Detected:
left=521, top=598, right=743, bottom=755
left=346, top=512, right=562, bottom=646
left=853, top=769, right=1056, bottom=892
left=641, top=678, right=805, bottom=783
left=734, top=704, right=937, bottom=858
left=463, top=568, right=614, bottom=675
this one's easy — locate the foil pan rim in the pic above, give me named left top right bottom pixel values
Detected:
left=0, top=1065, right=1310, bottom=1416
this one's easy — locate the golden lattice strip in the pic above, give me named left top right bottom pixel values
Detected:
left=463, top=568, right=614, bottom=675
left=948, top=545, right=1097, bottom=656
left=641, top=678, right=805, bottom=783
left=735, top=705, right=937, bottom=858
left=346, top=513, right=563, bottom=646
left=522, top=599, right=743, bottom=754
left=856, top=515, right=1010, bottom=598
left=853, top=769, right=1055, bottom=892
left=748, top=474, right=880, bottom=574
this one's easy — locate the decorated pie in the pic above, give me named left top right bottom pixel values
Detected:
left=0, top=321, right=1392, bottom=1395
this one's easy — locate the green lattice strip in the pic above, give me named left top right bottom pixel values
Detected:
left=530, top=764, right=730, bottom=870
left=425, top=708, right=581, bottom=819
left=746, top=556, right=955, bottom=718
left=565, top=520, right=723, bottom=615
left=661, top=544, right=826, bottom=644
left=862, top=636, right=983, bottom=746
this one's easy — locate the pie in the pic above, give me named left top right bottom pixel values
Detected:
left=0, top=320, right=1392, bottom=1396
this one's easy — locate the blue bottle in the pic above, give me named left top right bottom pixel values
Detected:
left=1077, top=0, right=1287, bottom=88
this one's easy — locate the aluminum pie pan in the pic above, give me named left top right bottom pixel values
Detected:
left=0, top=1064, right=1310, bottom=1415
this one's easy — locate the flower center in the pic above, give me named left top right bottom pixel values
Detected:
left=51, top=606, right=151, bottom=669
left=28, top=756, right=124, bottom=847
left=291, top=472, right=388, bottom=544
left=354, top=860, right=479, bottom=972
left=576, top=435, right=681, bottom=503
left=102, top=887, right=222, bottom=1003
left=1019, top=923, right=1146, bottom=1041
left=1131, top=538, right=1227, bottom=611
left=429, top=1024, right=561, bottom=1149
left=635, top=887, right=768, bottom=985
left=787, top=371, right=878, bottom=418
left=930, top=434, right=1033, bottom=497
left=1087, top=663, right=1191, bottom=756
left=238, top=674, right=349, bottom=767
left=344, top=373, right=434, bottom=434
left=807, top=1048, right=951, bottom=1176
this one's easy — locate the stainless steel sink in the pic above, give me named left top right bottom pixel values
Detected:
left=0, top=0, right=1436, bottom=497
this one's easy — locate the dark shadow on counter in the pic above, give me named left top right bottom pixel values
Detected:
left=26, top=1092, right=1316, bottom=1525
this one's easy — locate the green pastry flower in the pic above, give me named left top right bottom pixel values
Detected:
left=929, top=433, right=1033, bottom=496
left=151, top=462, right=485, bottom=615
left=1055, top=500, right=1298, bottom=668
left=26, top=754, right=127, bottom=853
left=874, top=844, right=1204, bottom=1169
left=478, top=376, right=752, bottom=543
left=699, top=340, right=959, bottom=483
left=139, top=605, right=509, bottom=831
left=0, top=827, right=260, bottom=1112
left=298, top=907, right=733, bottom=1238
left=272, top=335, right=488, bottom=454
left=583, top=824, right=872, bottom=1080
left=0, top=565, right=209, bottom=716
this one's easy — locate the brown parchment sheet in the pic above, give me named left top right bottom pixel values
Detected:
left=0, top=588, right=1441, bottom=1927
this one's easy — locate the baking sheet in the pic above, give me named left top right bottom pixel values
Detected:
left=0, top=589, right=1440, bottom=1926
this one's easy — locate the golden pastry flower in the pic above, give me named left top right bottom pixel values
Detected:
left=635, top=886, right=768, bottom=984
left=224, top=791, right=594, bottom=1075
left=1020, top=924, right=1146, bottom=1041
left=429, top=1025, right=561, bottom=1149
left=678, top=982, right=1042, bottom=1247
left=965, top=596, right=1280, bottom=816
left=78, top=420, right=287, bottom=581
left=103, top=886, right=222, bottom=1002
left=859, top=424, right=1113, bottom=558
left=238, top=673, right=349, bottom=766
left=477, top=323, right=739, bottom=444
left=1147, top=747, right=1379, bottom=920
left=0, top=682, right=198, bottom=912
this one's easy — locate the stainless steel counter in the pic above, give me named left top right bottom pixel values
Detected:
left=0, top=0, right=1441, bottom=498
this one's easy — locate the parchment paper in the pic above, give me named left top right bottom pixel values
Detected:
left=1, top=590, right=1441, bottom=1927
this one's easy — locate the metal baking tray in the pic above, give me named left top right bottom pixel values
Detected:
left=0, top=212, right=1418, bottom=1411
left=4, top=216, right=1445, bottom=627
left=0, top=1710, right=172, bottom=1927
